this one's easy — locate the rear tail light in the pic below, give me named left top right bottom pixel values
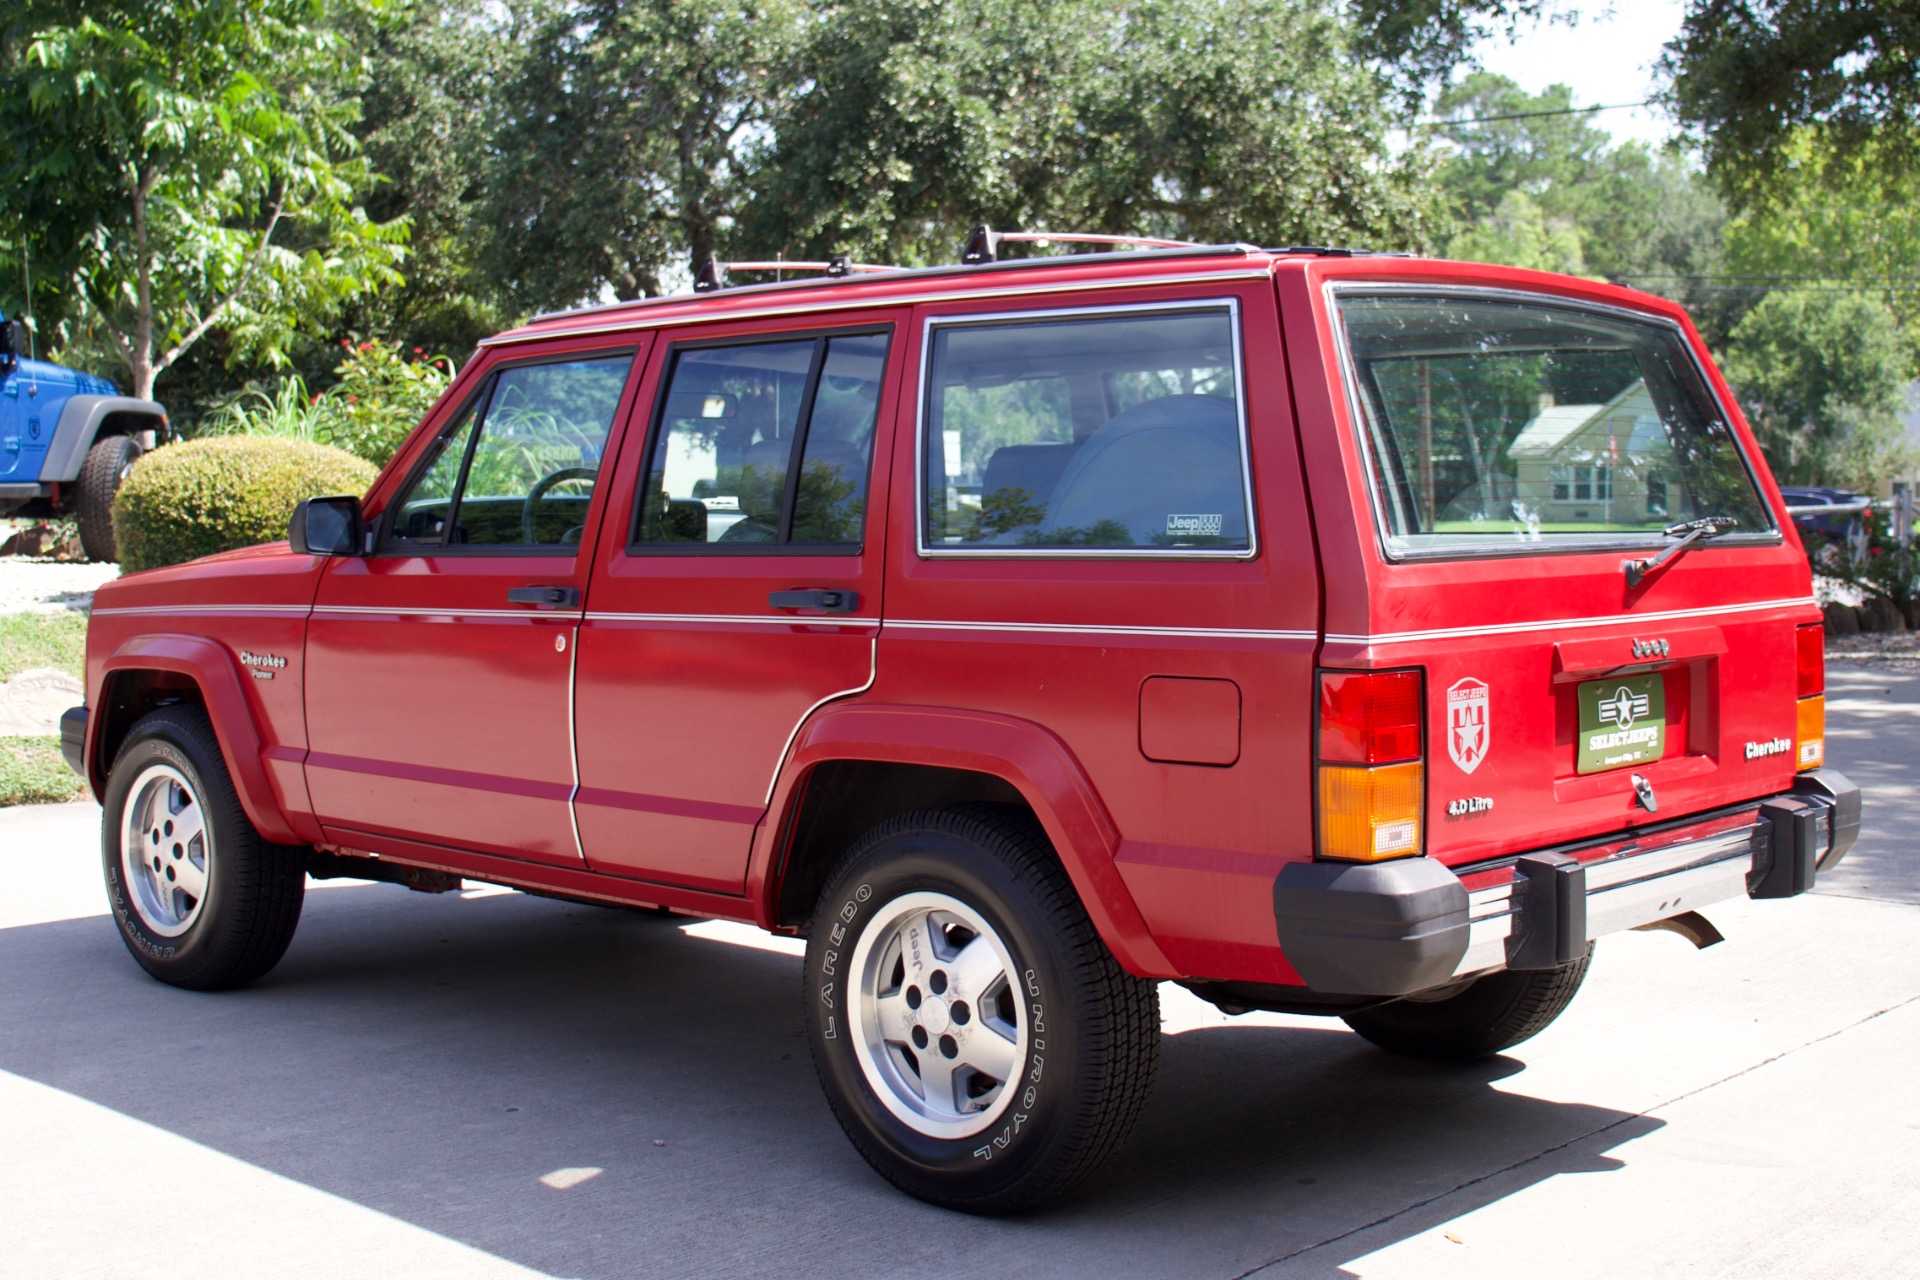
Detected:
left=1796, top=624, right=1824, bottom=697
left=1795, top=624, right=1825, bottom=771
left=1317, top=669, right=1424, bottom=861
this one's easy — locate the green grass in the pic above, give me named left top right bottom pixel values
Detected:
left=0, top=610, right=88, bottom=683
left=1, top=611, right=90, bottom=807
left=1429, top=520, right=1660, bottom=534
left=0, top=735, right=86, bottom=805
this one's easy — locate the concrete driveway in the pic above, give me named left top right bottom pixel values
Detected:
left=2, top=662, right=1915, bottom=1279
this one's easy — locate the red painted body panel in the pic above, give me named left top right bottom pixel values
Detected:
left=85, top=543, right=327, bottom=844
left=77, top=249, right=1823, bottom=992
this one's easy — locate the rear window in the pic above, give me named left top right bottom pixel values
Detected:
left=1335, top=291, right=1775, bottom=557
left=922, top=305, right=1253, bottom=554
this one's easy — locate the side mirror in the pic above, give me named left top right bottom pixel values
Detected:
left=0, top=319, right=19, bottom=366
left=289, top=495, right=364, bottom=557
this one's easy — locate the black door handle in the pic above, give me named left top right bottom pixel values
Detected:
left=507, top=585, right=581, bottom=608
left=769, top=588, right=860, bottom=613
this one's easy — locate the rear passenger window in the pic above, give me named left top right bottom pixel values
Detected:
left=636, top=330, right=888, bottom=549
left=923, top=306, right=1252, bottom=553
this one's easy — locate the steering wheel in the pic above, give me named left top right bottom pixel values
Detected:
left=522, top=467, right=598, bottom=544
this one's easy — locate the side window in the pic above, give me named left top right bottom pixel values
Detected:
left=637, top=329, right=887, bottom=549
left=923, top=307, right=1251, bottom=553
left=386, top=351, right=633, bottom=551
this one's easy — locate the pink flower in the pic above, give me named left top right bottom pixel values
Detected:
left=346, top=395, right=357, bottom=403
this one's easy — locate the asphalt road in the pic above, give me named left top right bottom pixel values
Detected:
left=2, top=661, right=1915, bottom=1280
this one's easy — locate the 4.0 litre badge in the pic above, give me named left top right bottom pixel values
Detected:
left=1577, top=675, right=1667, bottom=774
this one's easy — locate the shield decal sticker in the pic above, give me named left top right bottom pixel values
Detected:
left=1447, top=678, right=1490, bottom=774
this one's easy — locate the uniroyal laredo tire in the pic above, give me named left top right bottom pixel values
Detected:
left=102, top=705, right=306, bottom=990
left=804, top=805, right=1160, bottom=1213
left=1340, top=945, right=1594, bottom=1063
left=76, top=433, right=142, bottom=563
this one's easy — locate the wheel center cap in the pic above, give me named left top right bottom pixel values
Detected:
left=920, top=995, right=951, bottom=1035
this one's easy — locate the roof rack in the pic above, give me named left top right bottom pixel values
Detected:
left=694, top=254, right=897, bottom=293
left=960, top=225, right=1202, bottom=264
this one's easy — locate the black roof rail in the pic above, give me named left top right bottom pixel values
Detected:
left=1268, top=245, right=1414, bottom=258
left=961, top=225, right=1205, bottom=264
left=694, top=254, right=898, bottom=293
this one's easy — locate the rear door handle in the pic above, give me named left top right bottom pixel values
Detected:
left=507, top=585, right=581, bottom=608
left=769, top=588, right=859, bottom=614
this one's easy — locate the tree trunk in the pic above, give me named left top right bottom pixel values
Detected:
left=129, top=166, right=158, bottom=401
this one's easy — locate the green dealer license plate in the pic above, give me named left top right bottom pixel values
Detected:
left=1576, top=674, right=1667, bottom=775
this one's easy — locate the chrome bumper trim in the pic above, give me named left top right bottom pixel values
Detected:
left=1452, top=822, right=1764, bottom=979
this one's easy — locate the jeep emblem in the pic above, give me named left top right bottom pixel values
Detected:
left=1446, top=677, right=1490, bottom=774
left=1631, top=638, right=1670, bottom=659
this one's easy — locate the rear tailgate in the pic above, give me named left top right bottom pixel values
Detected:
left=1283, top=260, right=1819, bottom=867
left=1349, top=550, right=1816, bottom=868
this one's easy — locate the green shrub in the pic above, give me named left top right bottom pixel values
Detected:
left=113, top=437, right=376, bottom=572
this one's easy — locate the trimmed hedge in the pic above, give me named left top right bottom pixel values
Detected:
left=114, top=437, right=376, bottom=572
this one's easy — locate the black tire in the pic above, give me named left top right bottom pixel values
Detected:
left=102, top=705, right=306, bottom=990
left=804, top=804, right=1160, bottom=1213
left=77, top=433, right=142, bottom=563
left=1340, top=946, right=1594, bottom=1063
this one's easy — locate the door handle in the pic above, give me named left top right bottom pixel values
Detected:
left=507, top=585, right=581, bottom=608
left=769, top=588, right=859, bottom=614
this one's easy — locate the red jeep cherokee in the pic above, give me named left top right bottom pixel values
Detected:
left=64, top=235, right=1859, bottom=1213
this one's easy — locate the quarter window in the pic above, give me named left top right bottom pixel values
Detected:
left=387, top=352, right=633, bottom=550
left=636, top=331, right=887, bottom=548
left=922, top=307, right=1251, bottom=553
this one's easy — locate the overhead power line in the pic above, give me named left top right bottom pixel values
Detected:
left=1437, top=99, right=1661, bottom=127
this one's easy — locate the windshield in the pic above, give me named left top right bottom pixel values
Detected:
left=1336, top=292, right=1775, bottom=556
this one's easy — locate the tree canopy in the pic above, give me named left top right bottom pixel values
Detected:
left=0, top=0, right=406, bottom=399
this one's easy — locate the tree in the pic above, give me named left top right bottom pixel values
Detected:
left=481, top=0, right=802, bottom=310
left=742, top=0, right=1444, bottom=265
left=335, top=0, right=520, bottom=356
left=1433, top=74, right=1734, bottom=334
left=1720, top=290, right=1915, bottom=490
left=1664, top=1, right=1920, bottom=201
left=1346, top=0, right=1558, bottom=93
left=1721, top=130, right=1920, bottom=346
left=1445, top=189, right=1585, bottom=274
left=0, top=0, right=406, bottom=399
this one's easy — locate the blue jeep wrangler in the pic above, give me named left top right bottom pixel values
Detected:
left=0, top=311, right=168, bottom=562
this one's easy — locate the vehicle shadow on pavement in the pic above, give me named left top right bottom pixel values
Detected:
left=0, top=882, right=1655, bottom=1280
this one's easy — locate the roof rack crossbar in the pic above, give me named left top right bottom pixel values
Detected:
left=694, top=254, right=897, bottom=293
left=961, top=225, right=1201, bottom=265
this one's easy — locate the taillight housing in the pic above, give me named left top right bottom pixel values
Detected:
left=1795, top=623, right=1825, bottom=771
left=1316, top=669, right=1424, bottom=861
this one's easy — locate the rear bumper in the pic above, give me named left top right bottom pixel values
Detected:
left=1272, top=769, right=1860, bottom=997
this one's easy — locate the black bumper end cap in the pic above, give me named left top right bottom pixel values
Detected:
left=1794, top=768, right=1860, bottom=871
left=60, top=705, right=88, bottom=780
left=1273, top=858, right=1469, bottom=997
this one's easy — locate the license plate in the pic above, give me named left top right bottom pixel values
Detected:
left=1576, top=674, right=1666, bottom=774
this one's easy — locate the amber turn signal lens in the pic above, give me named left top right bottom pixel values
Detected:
left=1796, top=695, right=1825, bottom=771
left=1318, top=760, right=1423, bottom=862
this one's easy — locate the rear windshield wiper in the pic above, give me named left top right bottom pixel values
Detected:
left=1624, top=517, right=1739, bottom=588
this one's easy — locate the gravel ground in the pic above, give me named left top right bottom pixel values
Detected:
left=0, top=559, right=119, bottom=615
